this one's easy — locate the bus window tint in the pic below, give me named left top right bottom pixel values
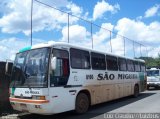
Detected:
left=106, top=55, right=118, bottom=71
left=134, top=61, right=140, bottom=72
left=70, top=48, right=90, bottom=69
left=91, top=52, right=106, bottom=70
left=118, top=58, right=127, bottom=71
left=140, top=63, right=145, bottom=72
left=127, top=60, right=135, bottom=72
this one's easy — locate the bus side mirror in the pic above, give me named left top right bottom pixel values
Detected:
left=51, top=57, right=57, bottom=70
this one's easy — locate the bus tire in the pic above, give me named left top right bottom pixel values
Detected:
left=133, top=85, right=139, bottom=98
left=75, top=93, right=89, bottom=114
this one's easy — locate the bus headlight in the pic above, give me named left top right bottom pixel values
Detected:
left=32, top=96, right=46, bottom=100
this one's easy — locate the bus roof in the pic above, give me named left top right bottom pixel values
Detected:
left=19, top=41, right=145, bottom=63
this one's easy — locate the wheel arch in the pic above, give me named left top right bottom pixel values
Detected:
left=135, top=83, right=139, bottom=88
left=133, top=83, right=140, bottom=97
left=76, top=89, right=91, bottom=106
left=134, top=83, right=139, bottom=92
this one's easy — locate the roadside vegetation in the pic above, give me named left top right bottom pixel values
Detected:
left=139, top=54, right=160, bottom=68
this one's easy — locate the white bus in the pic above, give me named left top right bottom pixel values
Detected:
left=146, top=67, right=160, bottom=89
left=9, top=42, right=146, bottom=115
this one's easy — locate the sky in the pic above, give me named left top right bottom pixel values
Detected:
left=0, top=0, right=160, bottom=61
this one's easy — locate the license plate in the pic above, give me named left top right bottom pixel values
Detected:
left=20, top=104, right=27, bottom=109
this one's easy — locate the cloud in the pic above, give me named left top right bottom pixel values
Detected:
left=92, top=23, right=114, bottom=51
left=0, top=37, right=47, bottom=61
left=147, top=47, right=160, bottom=58
left=0, top=0, right=83, bottom=35
left=93, top=0, right=120, bottom=21
left=144, top=4, right=160, bottom=18
left=0, top=38, right=27, bottom=61
left=115, top=18, right=160, bottom=44
left=0, top=0, right=159, bottom=59
left=1, top=16, right=159, bottom=61
left=61, top=25, right=91, bottom=48
left=0, top=0, right=31, bottom=35
left=61, top=23, right=115, bottom=52
left=67, top=2, right=83, bottom=16
left=0, top=0, right=11, bottom=14
left=62, top=25, right=87, bottom=42
left=112, top=17, right=160, bottom=57
left=93, top=23, right=113, bottom=42
left=60, top=20, right=160, bottom=58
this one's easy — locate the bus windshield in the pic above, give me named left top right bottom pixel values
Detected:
left=147, top=70, right=159, bottom=76
left=10, top=48, right=50, bottom=88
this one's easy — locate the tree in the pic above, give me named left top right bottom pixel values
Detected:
left=139, top=56, right=160, bottom=68
left=155, top=54, right=160, bottom=67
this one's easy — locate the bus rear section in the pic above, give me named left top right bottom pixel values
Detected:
left=147, top=68, right=160, bottom=89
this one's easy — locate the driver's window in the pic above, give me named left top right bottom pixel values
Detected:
left=50, top=49, right=69, bottom=87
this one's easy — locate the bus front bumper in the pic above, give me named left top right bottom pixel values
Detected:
left=9, top=97, right=53, bottom=115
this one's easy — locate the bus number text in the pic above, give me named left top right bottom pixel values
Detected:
left=86, top=75, right=94, bottom=80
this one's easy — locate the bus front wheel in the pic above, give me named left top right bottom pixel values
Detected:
left=75, top=93, right=89, bottom=114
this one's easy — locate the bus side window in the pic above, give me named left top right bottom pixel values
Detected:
left=106, top=55, right=118, bottom=71
left=134, top=61, right=140, bottom=72
left=70, top=48, right=90, bottom=69
left=127, top=59, right=135, bottom=72
left=140, top=63, right=145, bottom=72
left=91, top=52, right=106, bottom=70
left=118, top=58, right=127, bottom=71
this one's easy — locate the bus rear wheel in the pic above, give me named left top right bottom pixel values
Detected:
left=75, top=93, right=89, bottom=114
left=133, top=85, right=139, bottom=98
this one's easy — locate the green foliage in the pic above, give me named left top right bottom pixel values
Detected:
left=140, top=55, right=160, bottom=68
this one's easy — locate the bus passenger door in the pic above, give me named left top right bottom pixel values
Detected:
left=50, top=49, right=70, bottom=87
left=49, top=49, right=76, bottom=113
